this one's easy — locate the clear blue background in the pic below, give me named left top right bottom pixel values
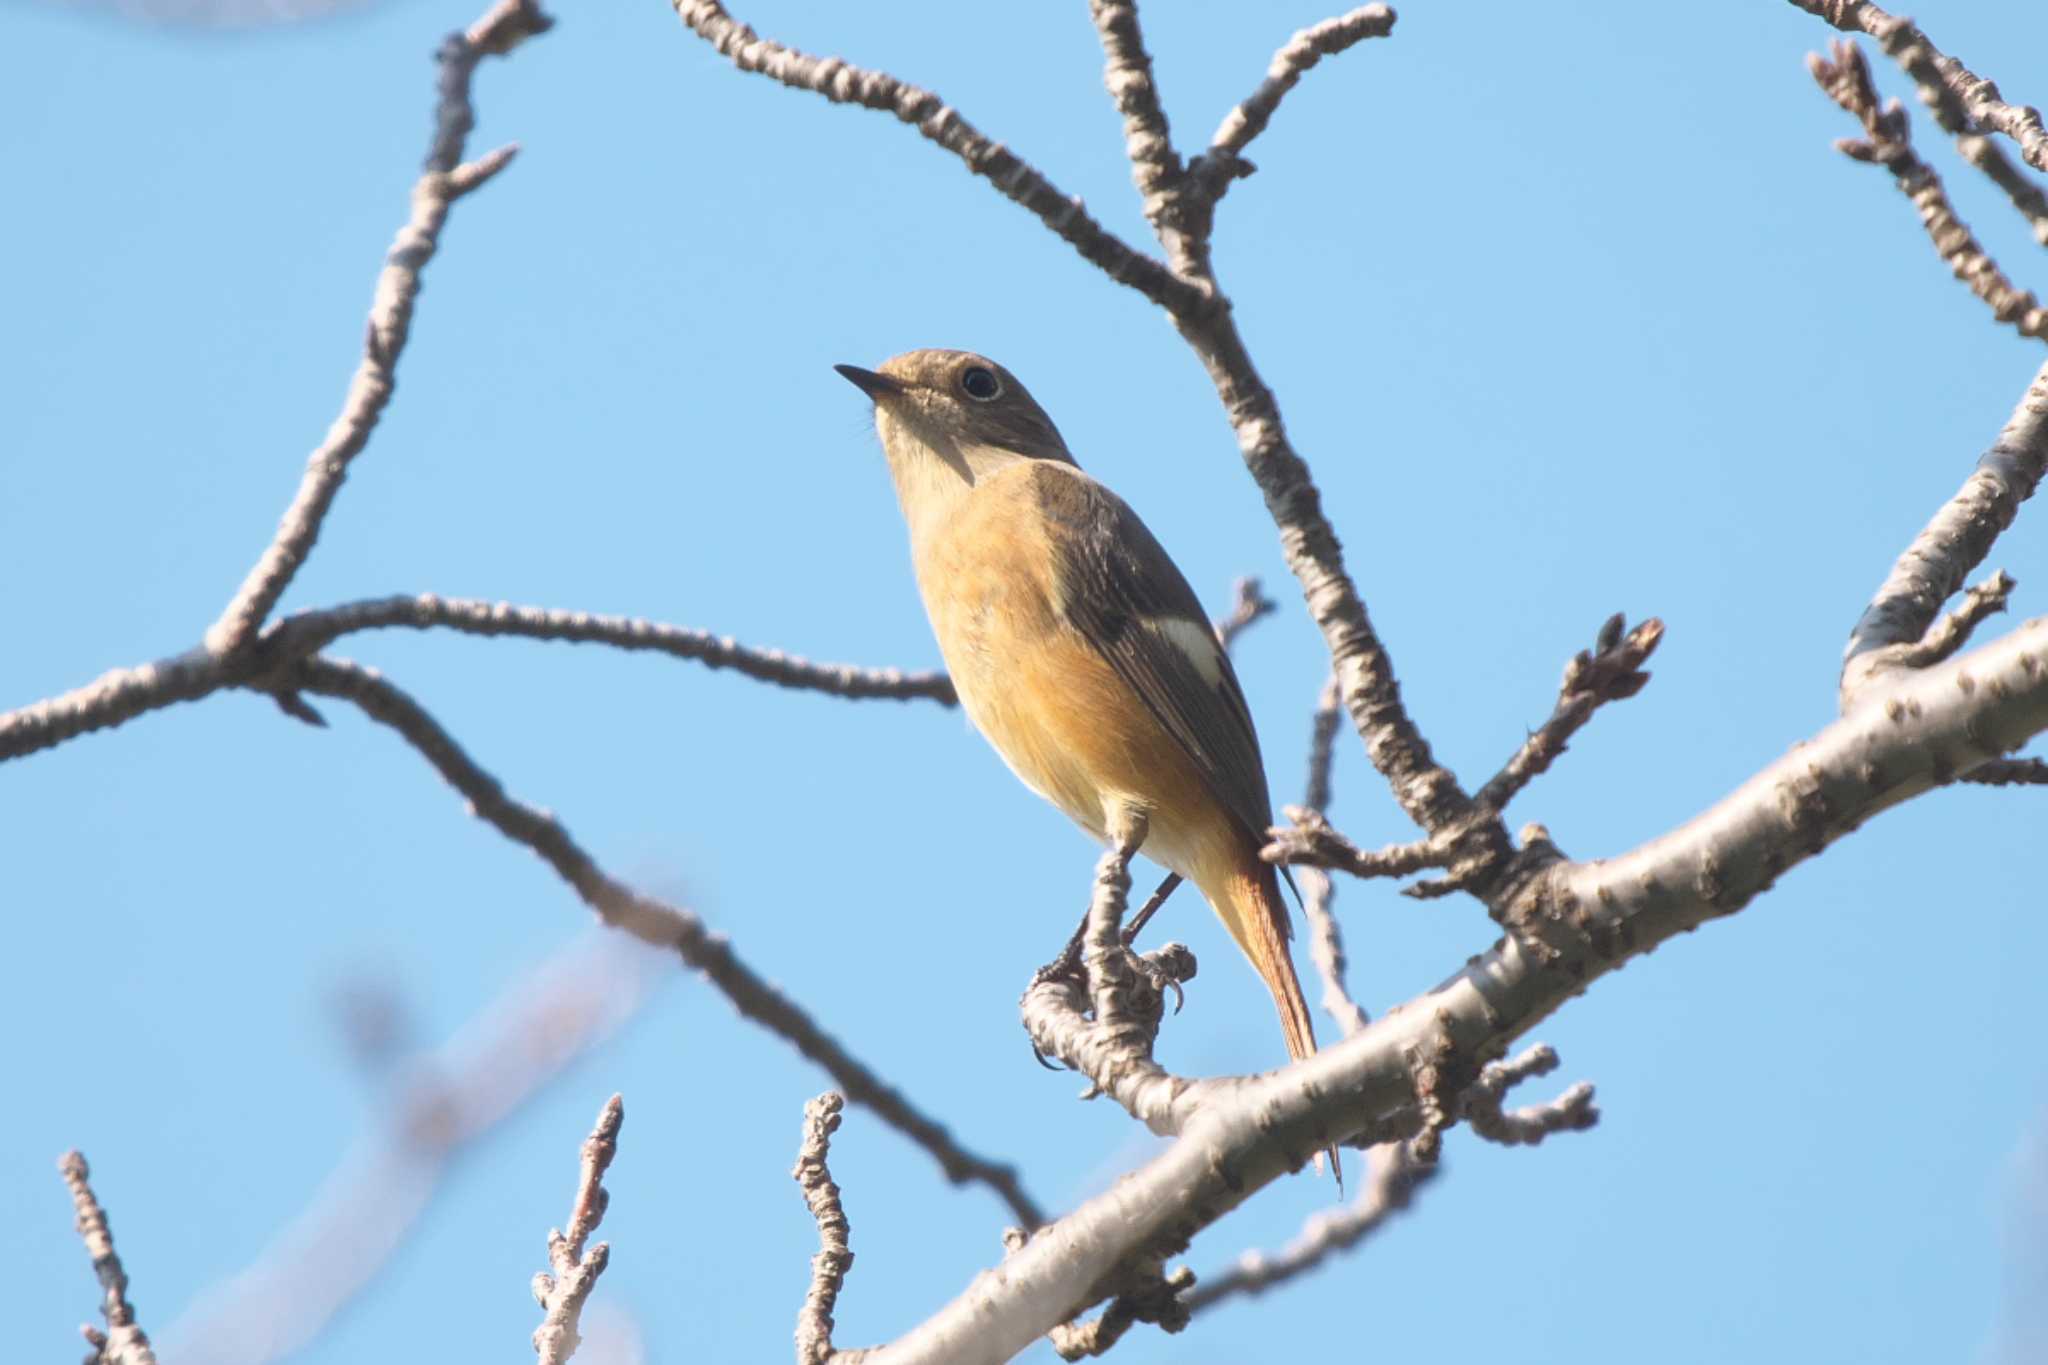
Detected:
left=6, top=1, right=2046, bottom=1361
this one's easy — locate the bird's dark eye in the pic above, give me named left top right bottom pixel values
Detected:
left=960, top=366, right=1001, bottom=401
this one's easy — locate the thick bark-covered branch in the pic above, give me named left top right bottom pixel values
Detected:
left=858, top=615, right=2048, bottom=1364
left=1842, top=359, right=2048, bottom=702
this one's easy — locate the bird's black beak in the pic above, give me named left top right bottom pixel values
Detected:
left=834, top=364, right=904, bottom=401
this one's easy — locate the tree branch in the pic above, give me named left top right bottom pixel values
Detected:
left=532, top=1096, right=622, bottom=1365
left=1474, top=613, right=1662, bottom=813
left=202, top=0, right=551, bottom=658
left=1808, top=41, right=2048, bottom=344
left=59, top=1153, right=160, bottom=1365
left=793, top=1094, right=871, bottom=1365
left=1183, top=1140, right=1431, bottom=1311
left=856, top=614, right=2048, bottom=1364
left=669, top=0, right=1202, bottom=315
left=1194, top=6, right=1398, bottom=204
left=261, top=594, right=955, bottom=705
left=1841, top=359, right=2048, bottom=703
left=287, top=654, right=1044, bottom=1228
left=1790, top=0, right=2048, bottom=185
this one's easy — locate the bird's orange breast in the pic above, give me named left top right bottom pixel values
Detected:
left=910, top=464, right=1229, bottom=876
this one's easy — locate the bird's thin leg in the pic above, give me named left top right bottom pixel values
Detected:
left=1121, top=871, right=1183, bottom=945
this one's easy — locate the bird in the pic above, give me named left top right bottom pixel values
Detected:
left=835, top=347, right=1323, bottom=1086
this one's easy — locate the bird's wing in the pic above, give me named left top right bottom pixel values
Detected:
left=1029, top=462, right=1276, bottom=843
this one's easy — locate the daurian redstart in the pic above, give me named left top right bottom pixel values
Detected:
left=837, top=349, right=1321, bottom=1079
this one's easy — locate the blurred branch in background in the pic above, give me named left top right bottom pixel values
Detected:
left=162, top=934, right=660, bottom=1365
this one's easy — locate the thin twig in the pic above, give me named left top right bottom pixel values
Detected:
left=1047, top=1260, right=1192, bottom=1360
left=1264, top=806, right=1451, bottom=881
left=1459, top=1043, right=1600, bottom=1147
left=794, top=1094, right=871, bottom=1365
left=1211, top=576, right=1278, bottom=652
left=1184, top=1141, right=1431, bottom=1310
left=1194, top=6, right=1398, bottom=203
left=202, top=0, right=550, bottom=658
left=670, top=0, right=1202, bottom=315
left=1841, top=359, right=2048, bottom=703
left=1961, top=756, right=2048, bottom=785
left=261, top=594, right=956, bottom=705
left=1297, top=676, right=1368, bottom=1036
left=59, top=1152, right=160, bottom=1365
left=1809, top=41, right=2048, bottom=343
left=287, top=654, right=1044, bottom=1228
left=1880, top=570, right=2017, bottom=670
left=1475, top=614, right=1663, bottom=813
left=1790, top=0, right=2048, bottom=182
left=532, top=1096, right=622, bottom=1365
left=1812, top=2, right=2048, bottom=244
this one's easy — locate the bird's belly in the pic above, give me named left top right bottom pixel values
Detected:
left=945, top=624, right=1219, bottom=878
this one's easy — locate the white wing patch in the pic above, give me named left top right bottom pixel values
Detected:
left=1149, top=615, right=1227, bottom=687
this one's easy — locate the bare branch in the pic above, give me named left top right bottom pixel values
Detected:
left=1086, top=1, right=1183, bottom=221
left=1459, top=1044, right=1600, bottom=1147
left=1475, top=614, right=1663, bottom=813
left=860, top=616, right=2048, bottom=1364
left=202, top=0, right=552, bottom=658
left=0, top=649, right=226, bottom=762
left=59, top=1152, right=160, bottom=1365
left=1790, top=0, right=2048, bottom=185
left=1842, top=359, right=2048, bottom=703
left=1961, top=755, right=2048, bottom=786
left=1195, top=6, right=1398, bottom=202
left=1211, top=576, right=1278, bottom=652
left=1020, top=838, right=1194, bottom=1129
left=1296, top=677, right=1368, bottom=1037
left=794, top=1094, right=871, bottom=1365
left=1265, top=806, right=1451, bottom=881
left=262, top=594, right=956, bottom=705
left=1808, top=42, right=2048, bottom=343
left=532, top=1095, right=622, bottom=1365
left=1184, top=1141, right=1432, bottom=1311
left=1047, top=1260, right=1192, bottom=1360
left=286, top=654, right=1044, bottom=1228
left=1874, top=570, right=2017, bottom=671
left=670, top=0, right=1201, bottom=315
left=1800, top=1, right=2048, bottom=243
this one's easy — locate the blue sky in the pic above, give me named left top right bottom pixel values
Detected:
left=6, top=1, right=2048, bottom=1361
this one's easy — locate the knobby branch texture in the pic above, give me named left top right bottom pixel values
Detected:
left=1790, top=0, right=2048, bottom=182
left=869, top=618, right=2048, bottom=1365
left=532, top=1096, right=623, bottom=1365
left=1808, top=41, right=2048, bottom=343
left=60, top=1153, right=161, bottom=1365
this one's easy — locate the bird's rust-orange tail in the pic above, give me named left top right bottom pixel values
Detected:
left=1209, top=855, right=1341, bottom=1183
